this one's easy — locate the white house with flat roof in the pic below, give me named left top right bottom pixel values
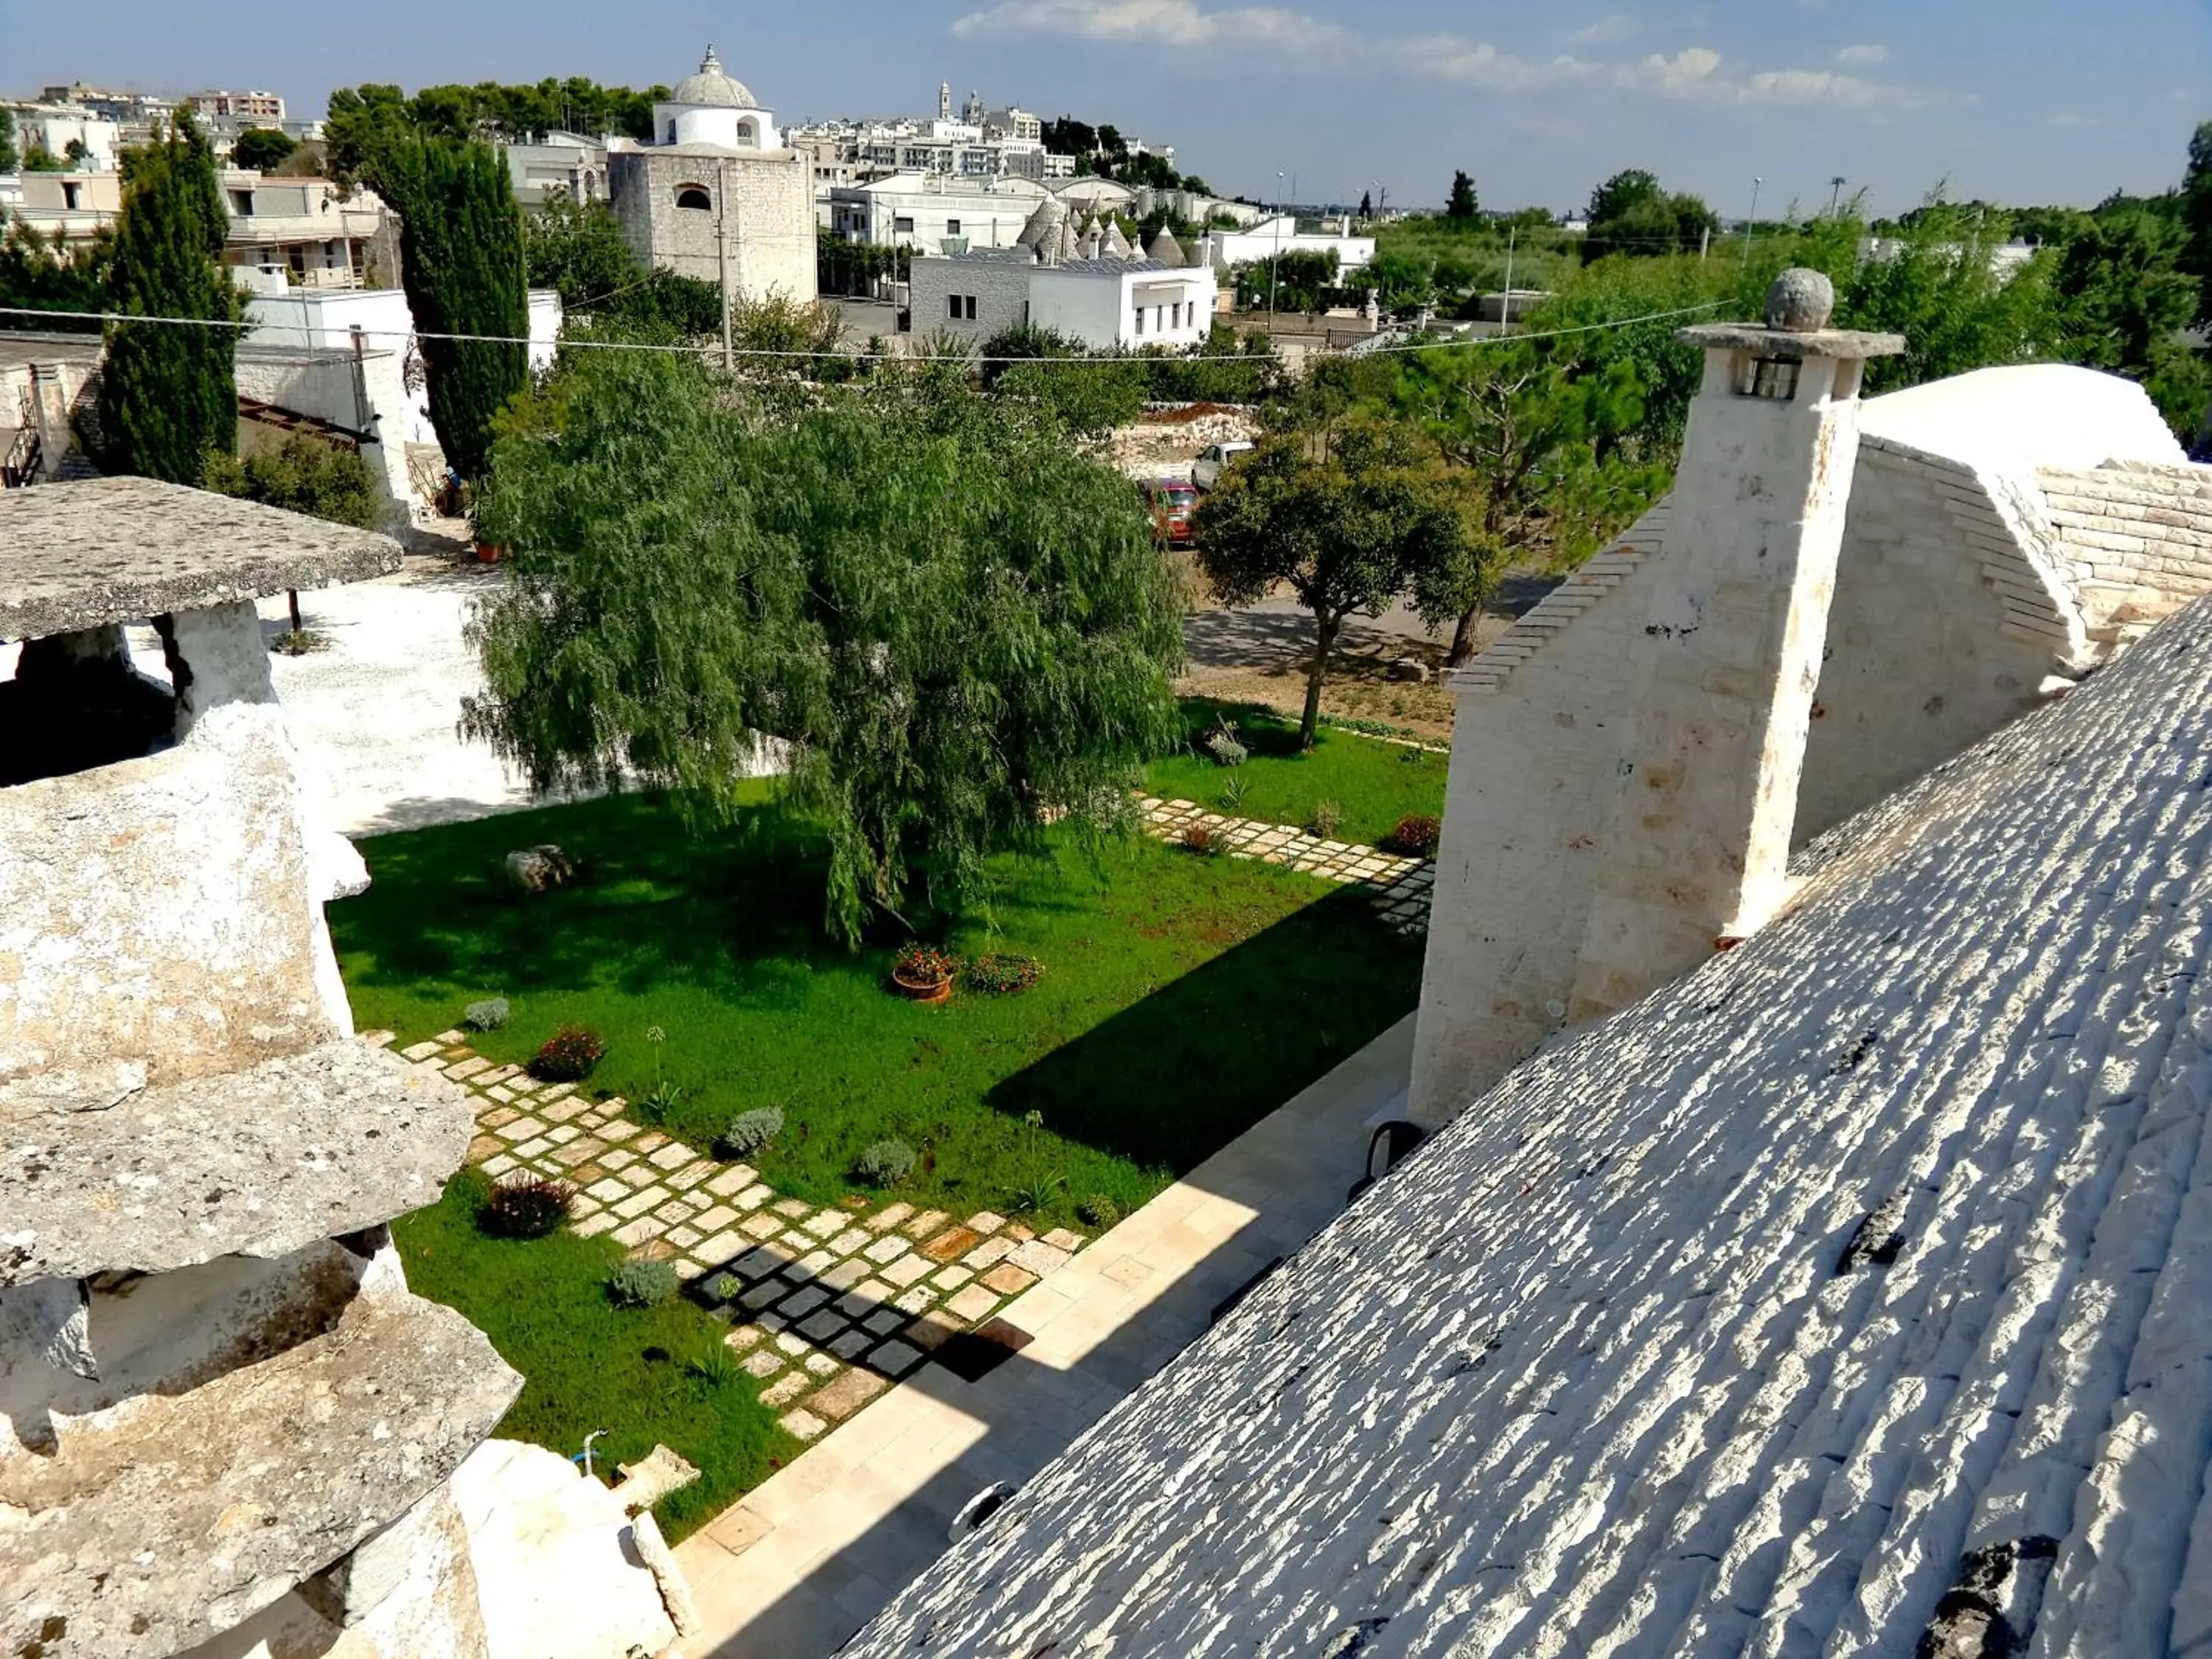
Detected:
left=1209, top=213, right=1376, bottom=273
left=827, top=172, right=1047, bottom=251
left=908, top=237, right=1216, bottom=352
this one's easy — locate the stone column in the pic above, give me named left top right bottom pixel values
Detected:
left=1567, top=272, right=1903, bottom=1024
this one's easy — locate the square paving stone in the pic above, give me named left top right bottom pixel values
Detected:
left=829, top=1228, right=871, bottom=1256
left=980, top=1264, right=1037, bottom=1296
left=695, top=1230, right=745, bottom=1264
left=773, top=1199, right=812, bottom=1219
left=863, top=1235, right=911, bottom=1265
left=599, top=1121, right=640, bottom=1143
left=613, top=1189, right=666, bottom=1220
left=894, top=1286, right=936, bottom=1315
left=659, top=1198, right=701, bottom=1225
left=740, top=1281, right=786, bottom=1312
left=964, top=1211, right=1007, bottom=1234
left=740, top=1212, right=784, bottom=1239
left=400, top=1040, right=445, bottom=1062
left=572, top=1213, right=617, bottom=1238
left=736, top=1184, right=776, bottom=1210
left=902, top=1312, right=964, bottom=1352
left=868, top=1202, right=914, bottom=1233
left=509, top=1137, right=554, bottom=1161
left=944, top=1284, right=1002, bottom=1324
left=779, top=1286, right=832, bottom=1320
left=761, top=1374, right=810, bottom=1408
left=706, top=1166, right=758, bottom=1197
left=820, top=1259, right=870, bottom=1293
left=921, top=1227, right=982, bottom=1263
left=692, top=1205, right=738, bottom=1235
left=1008, top=1239, right=1074, bottom=1277
left=741, top=1350, right=784, bottom=1379
left=838, top=1280, right=894, bottom=1317
left=542, top=1099, right=591, bottom=1124
left=801, top=1208, right=846, bottom=1239
left=964, top=1237, right=1015, bottom=1270
left=667, top=1225, right=703, bottom=1251
left=613, top=1217, right=660, bottom=1248
left=933, top=1265, right=974, bottom=1291
left=793, top=1249, right=837, bottom=1279
left=433, top=1030, right=469, bottom=1046
left=499, top=1116, right=550, bottom=1141
left=544, top=1124, right=582, bottom=1147
left=552, top=1137, right=608, bottom=1169
left=599, top=1150, right=639, bottom=1172
left=631, top=1130, right=669, bottom=1152
left=863, top=1308, right=905, bottom=1336
left=828, top=1329, right=873, bottom=1360
left=445, top=1057, right=492, bottom=1080
left=481, top=1155, right=518, bottom=1178
left=736, top=1245, right=793, bottom=1279
left=647, top=1142, right=694, bottom=1171
left=773, top=1332, right=810, bottom=1357
left=803, top=1352, right=842, bottom=1379
left=467, top=1135, right=504, bottom=1162
left=669, top=1164, right=714, bottom=1192
left=586, top=1178, right=629, bottom=1203
left=808, top=1368, right=888, bottom=1421
left=870, top=1340, right=924, bottom=1378
left=797, top=1309, right=849, bottom=1344
left=780, top=1408, right=827, bottom=1441
left=479, top=1107, right=522, bottom=1131
left=1004, top=1222, right=1034, bottom=1244
left=882, top=1256, right=933, bottom=1289
left=902, top=1208, right=950, bottom=1239
left=725, top=1326, right=765, bottom=1352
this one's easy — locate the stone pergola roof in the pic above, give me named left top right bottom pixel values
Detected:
left=0, top=476, right=400, bottom=641
left=843, top=591, right=2212, bottom=1656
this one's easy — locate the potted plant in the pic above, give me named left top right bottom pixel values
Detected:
left=891, top=942, right=959, bottom=1004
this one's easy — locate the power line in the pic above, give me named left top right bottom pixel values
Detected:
left=0, top=297, right=1738, bottom=366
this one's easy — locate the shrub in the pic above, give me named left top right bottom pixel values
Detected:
left=966, top=953, right=1043, bottom=995
left=529, top=1023, right=605, bottom=1082
left=1181, top=824, right=1222, bottom=856
left=1006, top=1172, right=1067, bottom=1214
left=1218, top=775, right=1250, bottom=814
left=687, top=1342, right=743, bottom=1388
left=853, top=1138, right=918, bottom=1186
left=894, top=942, right=959, bottom=984
left=1388, top=814, right=1443, bottom=858
left=1200, top=720, right=1248, bottom=767
left=480, top=1172, right=574, bottom=1239
left=706, top=1273, right=742, bottom=1303
left=608, top=1257, right=680, bottom=1309
left=637, top=1079, right=687, bottom=1121
left=1077, top=1193, right=1120, bottom=1229
left=463, top=997, right=510, bottom=1032
left=718, top=1106, right=785, bottom=1159
left=1305, top=801, right=1345, bottom=840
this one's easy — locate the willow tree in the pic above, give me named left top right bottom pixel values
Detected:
left=371, top=136, right=526, bottom=479
left=462, top=352, right=1186, bottom=944
left=99, top=114, right=239, bottom=483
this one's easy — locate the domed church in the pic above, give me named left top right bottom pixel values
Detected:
left=608, top=46, right=818, bottom=305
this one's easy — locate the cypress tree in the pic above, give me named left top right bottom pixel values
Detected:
left=374, top=136, right=527, bottom=480
left=99, top=114, right=239, bottom=484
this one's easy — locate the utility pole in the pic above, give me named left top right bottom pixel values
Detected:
left=1500, top=226, right=1516, bottom=333
left=717, top=157, right=734, bottom=372
left=1270, top=170, right=1285, bottom=321
left=1744, top=175, right=1764, bottom=265
left=1700, top=224, right=1711, bottom=262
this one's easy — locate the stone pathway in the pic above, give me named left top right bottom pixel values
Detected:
left=1136, top=796, right=1436, bottom=934
left=373, top=1031, right=1090, bottom=1446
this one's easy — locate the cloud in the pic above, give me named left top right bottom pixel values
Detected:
left=951, top=0, right=1944, bottom=112
left=2048, top=111, right=2102, bottom=130
left=1568, top=13, right=1641, bottom=44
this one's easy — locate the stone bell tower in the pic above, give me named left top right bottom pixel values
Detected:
left=1408, top=271, right=1902, bottom=1130
left=1566, top=271, right=1904, bottom=1022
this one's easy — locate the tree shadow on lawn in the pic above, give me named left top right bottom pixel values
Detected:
left=336, top=790, right=1423, bottom=1200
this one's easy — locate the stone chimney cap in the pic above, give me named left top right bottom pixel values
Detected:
left=1765, top=268, right=1834, bottom=332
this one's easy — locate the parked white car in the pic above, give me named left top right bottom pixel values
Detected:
left=1192, top=441, right=1254, bottom=491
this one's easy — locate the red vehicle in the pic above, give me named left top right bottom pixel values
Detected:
left=1140, top=478, right=1199, bottom=546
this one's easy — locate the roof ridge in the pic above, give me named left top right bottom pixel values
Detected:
left=1447, top=498, right=1673, bottom=695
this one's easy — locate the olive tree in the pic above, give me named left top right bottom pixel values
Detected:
left=462, top=349, right=1186, bottom=945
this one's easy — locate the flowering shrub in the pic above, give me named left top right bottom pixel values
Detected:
left=481, top=1174, right=574, bottom=1239
left=528, top=1023, right=605, bottom=1082
left=966, top=953, right=1043, bottom=995
left=1388, top=814, right=1443, bottom=858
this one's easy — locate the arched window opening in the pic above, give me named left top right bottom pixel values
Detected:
left=676, top=186, right=713, bottom=211
left=735, top=121, right=757, bottom=147
left=666, top=119, right=679, bottom=144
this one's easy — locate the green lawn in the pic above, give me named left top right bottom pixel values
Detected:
left=392, top=1170, right=792, bottom=1544
left=337, top=787, right=1422, bottom=1228
left=1143, top=698, right=1447, bottom=847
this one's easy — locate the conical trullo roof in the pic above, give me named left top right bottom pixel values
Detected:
left=1015, top=195, right=1067, bottom=251
left=1054, top=218, right=1083, bottom=265
left=1103, top=221, right=1134, bottom=260
left=1144, top=228, right=1185, bottom=266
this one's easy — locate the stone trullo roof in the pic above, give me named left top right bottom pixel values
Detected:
left=1144, top=227, right=1186, bottom=266
left=843, top=588, right=2212, bottom=1654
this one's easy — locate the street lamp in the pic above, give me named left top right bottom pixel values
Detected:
left=1828, top=175, right=1847, bottom=218
left=1270, top=170, right=1287, bottom=321
left=1744, top=175, right=1764, bottom=263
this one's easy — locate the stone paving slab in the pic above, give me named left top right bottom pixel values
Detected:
left=397, top=1040, right=1092, bottom=1475
left=1136, top=799, right=1433, bottom=935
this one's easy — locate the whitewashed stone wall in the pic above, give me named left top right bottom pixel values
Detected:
left=1795, top=445, right=2067, bottom=842
left=908, top=254, right=1034, bottom=344
left=2041, top=461, right=2212, bottom=646
left=609, top=148, right=818, bottom=304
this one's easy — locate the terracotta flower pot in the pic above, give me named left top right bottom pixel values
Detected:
left=475, top=540, right=503, bottom=563
left=891, top=968, right=953, bottom=1004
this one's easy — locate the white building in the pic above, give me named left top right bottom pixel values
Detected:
left=605, top=46, right=818, bottom=304
left=221, top=170, right=390, bottom=288
left=504, top=131, right=609, bottom=208
left=827, top=172, right=1047, bottom=251
left=1210, top=214, right=1376, bottom=274
left=908, top=218, right=1217, bottom=352
left=2, top=101, right=120, bottom=170
left=187, top=87, right=285, bottom=121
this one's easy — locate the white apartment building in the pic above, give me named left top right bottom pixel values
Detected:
left=1, top=102, right=121, bottom=171
left=827, top=173, right=1048, bottom=251
left=1211, top=215, right=1377, bottom=273
left=221, top=172, right=390, bottom=288
left=908, top=234, right=1218, bottom=352
left=504, top=131, right=609, bottom=207
left=188, top=88, right=286, bottom=121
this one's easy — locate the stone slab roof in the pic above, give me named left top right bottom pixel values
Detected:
left=0, top=476, right=399, bottom=640
left=1, top=1291, right=521, bottom=1659
left=846, top=592, right=2212, bottom=1658
left=3, top=1040, right=475, bottom=1286
left=2039, top=460, right=2212, bottom=647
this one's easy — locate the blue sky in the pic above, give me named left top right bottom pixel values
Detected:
left=5, top=1, right=2205, bottom=215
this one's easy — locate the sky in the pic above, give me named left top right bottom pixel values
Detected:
left=4, top=1, right=2206, bottom=217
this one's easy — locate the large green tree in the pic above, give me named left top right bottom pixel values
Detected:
left=462, top=348, right=1186, bottom=945
left=2053, top=205, right=2209, bottom=441
left=1585, top=168, right=1717, bottom=260
left=1192, top=417, right=1471, bottom=749
left=1391, top=343, right=1667, bottom=664
left=98, top=116, right=240, bottom=484
left=231, top=128, right=296, bottom=172
left=370, top=136, right=527, bottom=479
left=0, top=220, right=111, bottom=333
left=1447, top=170, right=1479, bottom=222
left=2184, top=120, right=2212, bottom=328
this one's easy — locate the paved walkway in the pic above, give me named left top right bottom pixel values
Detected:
left=1136, top=796, right=1436, bottom=933
left=673, top=1014, right=1417, bottom=1657
left=379, top=1030, right=1093, bottom=1444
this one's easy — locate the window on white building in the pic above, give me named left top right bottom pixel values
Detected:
left=667, top=119, right=678, bottom=144
left=894, top=215, right=915, bottom=234
left=1133, top=307, right=1145, bottom=336
left=735, top=122, right=757, bottom=147
left=946, top=218, right=961, bottom=235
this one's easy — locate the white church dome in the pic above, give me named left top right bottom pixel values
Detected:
left=670, top=46, right=757, bottom=110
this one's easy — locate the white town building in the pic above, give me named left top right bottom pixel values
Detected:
left=827, top=171, right=1046, bottom=251
left=836, top=274, right=2212, bottom=1659
left=1208, top=212, right=1377, bottom=273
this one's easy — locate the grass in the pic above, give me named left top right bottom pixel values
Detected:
left=336, top=786, right=1422, bottom=1229
left=1143, top=698, right=1447, bottom=847
left=392, top=1169, right=792, bottom=1544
